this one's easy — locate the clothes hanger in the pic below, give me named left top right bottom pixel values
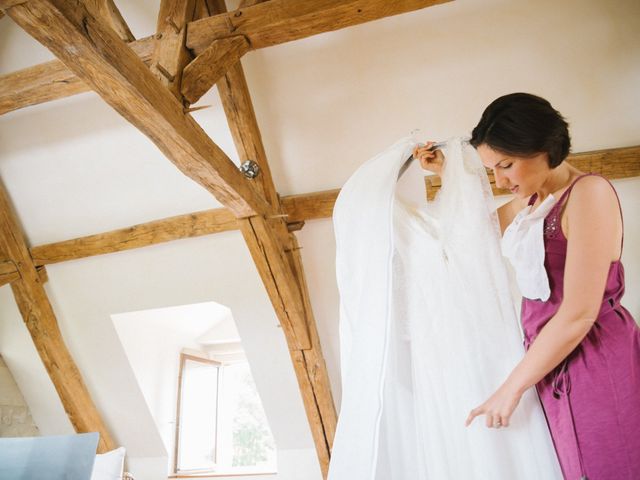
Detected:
left=397, top=141, right=446, bottom=179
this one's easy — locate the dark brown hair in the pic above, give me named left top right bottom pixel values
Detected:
left=470, top=93, right=571, bottom=168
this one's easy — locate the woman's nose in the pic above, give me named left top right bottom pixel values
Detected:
left=494, top=170, right=508, bottom=189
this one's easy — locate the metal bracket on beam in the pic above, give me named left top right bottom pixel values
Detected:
left=240, top=160, right=260, bottom=178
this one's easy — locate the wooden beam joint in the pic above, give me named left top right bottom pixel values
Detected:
left=151, top=0, right=197, bottom=103
left=181, top=35, right=250, bottom=104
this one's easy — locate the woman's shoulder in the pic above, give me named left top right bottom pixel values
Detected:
left=564, top=174, right=621, bottom=224
left=562, top=174, right=623, bottom=260
left=566, top=174, right=619, bottom=208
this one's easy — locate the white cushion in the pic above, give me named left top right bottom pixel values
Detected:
left=90, top=447, right=126, bottom=480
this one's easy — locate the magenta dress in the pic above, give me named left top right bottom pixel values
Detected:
left=521, top=174, right=640, bottom=480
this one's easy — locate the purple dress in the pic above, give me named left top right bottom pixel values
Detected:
left=521, top=174, right=640, bottom=480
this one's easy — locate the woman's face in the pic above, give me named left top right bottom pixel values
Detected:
left=476, top=144, right=550, bottom=199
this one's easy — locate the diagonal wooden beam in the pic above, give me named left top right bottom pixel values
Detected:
left=207, top=4, right=336, bottom=475
left=239, top=215, right=334, bottom=476
left=181, top=36, right=250, bottom=104
left=195, top=0, right=224, bottom=18
left=0, top=180, right=114, bottom=453
left=1, top=0, right=449, bottom=114
left=186, top=0, right=451, bottom=54
left=150, top=0, right=196, bottom=102
left=3, top=0, right=269, bottom=218
left=85, top=0, right=135, bottom=42
left=216, top=63, right=281, bottom=209
left=239, top=216, right=311, bottom=350
left=0, top=1, right=25, bottom=8
left=288, top=232, right=337, bottom=452
left=238, top=0, right=270, bottom=8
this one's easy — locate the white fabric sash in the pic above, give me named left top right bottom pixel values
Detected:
left=501, top=195, right=556, bottom=301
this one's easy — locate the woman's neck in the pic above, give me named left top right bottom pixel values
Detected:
left=535, top=163, right=578, bottom=202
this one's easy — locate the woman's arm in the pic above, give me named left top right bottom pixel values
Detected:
left=497, top=198, right=527, bottom=235
left=466, top=175, right=622, bottom=428
left=414, top=143, right=525, bottom=234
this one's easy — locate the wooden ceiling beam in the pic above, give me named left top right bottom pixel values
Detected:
left=30, top=206, right=239, bottom=265
left=1, top=0, right=450, bottom=114
left=181, top=36, right=250, bottom=105
left=195, top=0, right=225, bottom=18
left=27, top=189, right=339, bottom=266
left=0, top=1, right=25, bottom=8
left=85, top=0, right=135, bottom=42
left=0, top=180, right=115, bottom=453
left=186, top=0, right=451, bottom=55
left=150, top=0, right=197, bottom=103
left=239, top=216, right=311, bottom=352
left=239, top=215, right=335, bottom=475
left=206, top=3, right=335, bottom=473
left=216, top=63, right=280, bottom=208
left=4, top=0, right=269, bottom=218
left=0, top=260, right=20, bottom=287
left=238, top=0, right=270, bottom=8
left=23, top=145, right=640, bottom=266
left=280, top=188, right=339, bottom=222
left=288, top=231, right=337, bottom=452
left=205, top=3, right=335, bottom=473
left=203, top=8, right=309, bottom=348
left=0, top=37, right=155, bottom=116
left=0, top=262, right=48, bottom=287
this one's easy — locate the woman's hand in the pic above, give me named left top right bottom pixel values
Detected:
left=465, top=382, right=523, bottom=429
left=412, top=141, right=445, bottom=175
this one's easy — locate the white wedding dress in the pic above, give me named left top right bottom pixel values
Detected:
left=330, top=137, right=562, bottom=479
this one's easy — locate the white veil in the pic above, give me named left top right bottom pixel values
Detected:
left=330, top=137, right=561, bottom=479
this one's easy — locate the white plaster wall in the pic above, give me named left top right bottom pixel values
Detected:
left=0, top=355, right=39, bottom=437
left=0, top=0, right=639, bottom=478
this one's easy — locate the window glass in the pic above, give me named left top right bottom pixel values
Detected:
left=175, top=355, right=277, bottom=475
left=176, top=357, right=219, bottom=472
left=219, top=362, right=276, bottom=471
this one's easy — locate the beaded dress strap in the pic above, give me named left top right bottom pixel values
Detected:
left=541, top=173, right=624, bottom=254
left=528, top=173, right=593, bottom=210
left=545, top=174, right=597, bottom=240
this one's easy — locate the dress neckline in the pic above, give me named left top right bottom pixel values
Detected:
left=527, top=173, right=589, bottom=213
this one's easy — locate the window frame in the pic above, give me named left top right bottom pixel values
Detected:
left=173, top=353, right=222, bottom=475
left=173, top=352, right=277, bottom=477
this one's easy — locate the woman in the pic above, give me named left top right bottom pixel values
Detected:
left=413, top=93, right=640, bottom=480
